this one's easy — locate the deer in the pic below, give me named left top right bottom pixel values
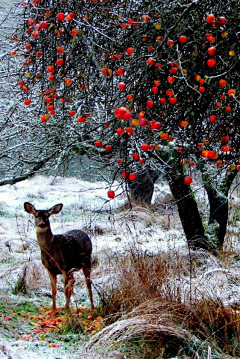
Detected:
left=24, top=202, right=94, bottom=314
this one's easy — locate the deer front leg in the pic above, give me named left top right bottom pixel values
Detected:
left=63, top=271, right=75, bottom=311
left=82, top=266, right=94, bottom=309
left=48, top=271, right=57, bottom=315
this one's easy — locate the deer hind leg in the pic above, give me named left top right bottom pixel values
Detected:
left=63, top=271, right=75, bottom=311
left=48, top=271, right=57, bottom=314
left=82, top=266, right=94, bottom=309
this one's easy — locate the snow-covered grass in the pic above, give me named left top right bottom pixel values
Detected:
left=0, top=175, right=240, bottom=358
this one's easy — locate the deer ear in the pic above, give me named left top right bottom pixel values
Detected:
left=24, top=202, right=36, bottom=214
left=48, top=203, right=63, bottom=216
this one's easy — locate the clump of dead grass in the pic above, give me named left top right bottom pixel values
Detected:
left=88, top=246, right=240, bottom=358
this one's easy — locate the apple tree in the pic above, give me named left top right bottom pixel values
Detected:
left=5, top=0, right=240, bottom=253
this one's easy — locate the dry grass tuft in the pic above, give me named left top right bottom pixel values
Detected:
left=86, top=309, right=196, bottom=358
left=89, top=246, right=240, bottom=358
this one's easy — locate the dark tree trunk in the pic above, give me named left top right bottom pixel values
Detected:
left=201, top=166, right=238, bottom=248
left=205, top=186, right=228, bottom=248
left=127, top=168, right=160, bottom=204
left=166, top=164, right=209, bottom=251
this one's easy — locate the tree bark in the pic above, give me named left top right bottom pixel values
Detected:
left=200, top=165, right=238, bottom=248
left=166, top=164, right=209, bottom=251
left=127, top=167, right=160, bottom=204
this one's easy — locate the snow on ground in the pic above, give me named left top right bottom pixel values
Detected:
left=0, top=175, right=239, bottom=359
left=0, top=175, right=186, bottom=359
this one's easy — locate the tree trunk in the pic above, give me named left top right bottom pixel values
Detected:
left=127, top=167, right=160, bottom=204
left=166, top=164, right=209, bottom=251
left=200, top=165, right=238, bottom=248
left=205, top=187, right=228, bottom=248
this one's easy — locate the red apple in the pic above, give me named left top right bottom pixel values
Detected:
left=117, top=68, right=125, bottom=75
left=147, top=58, right=156, bottom=65
left=169, top=97, right=177, bottom=104
left=206, top=33, right=215, bottom=43
left=209, top=115, right=217, bottom=122
left=122, top=171, right=129, bottom=178
left=207, top=46, right=216, bottom=55
left=94, top=140, right=103, bottom=147
left=184, top=176, right=193, bottom=185
left=105, top=145, right=112, bottom=152
left=107, top=190, right=115, bottom=199
left=207, top=151, right=215, bottom=159
left=72, top=28, right=79, bottom=36
left=206, top=14, right=215, bottom=23
left=126, top=127, right=134, bottom=135
left=57, top=46, right=64, bottom=54
left=118, top=82, right=126, bottom=90
left=160, top=133, right=168, bottom=140
left=141, top=143, right=149, bottom=151
left=178, top=35, right=187, bottom=43
left=139, top=118, right=148, bottom=127
left=77, top=116, right=86, bottom=122
left=166, top=89, right=174, bottom=97
left=207, top=59, right=216, bottom=67
left=167, top=76, right=175, bottom=84
left=116, top=128, right=125, bottom=136
left=159, top=97, right=167, bottom=105
left=146, top=100, right=154, bottom=108
left=64, top=78, right=72, bottom=86
left=132, top=153, right=139, bottom=160
left=69, top=110, right=75, bottom=116
left=218, top=16, right=226, bottom=26
left=219, top=79, right=227, bottom=86
left=47, top=65, right=55, bottom=73
left=170, top=67, right=178, bottom=74
left=56, top=59, right=64, bottom=66
left=41, top=114, right=51, bottom=122
left=151, top=86, right=158, bottom=94
left=127, top=94, right=134, bottom=101
left=40, top=21, right=47, bottom=29
left=151, top=121, right=161, bottom=130
left=167, top=39, right=174, bottom=47
left=155, top=63, right=163, bottom=70
left=67, top=12, right=75, bottom=21
left=221, top=135, right=229, bottom=143
left=124, top=112, right=132, bottom=120
left=142, top=14, right=150, bottom=22
left=126, top=47, right=133, bottom=55
left=45, top=97, right=51, bottom=103
left=221, top=145, right=229, bottom=152
left=228, top=89, right=236, bottom=97
left=48, top=74, right=55, bottom=81
left=31, top=31, right=39, bottom=38
left=195, top=75, right=201, bottom=81
left=202, top=150, right=209, bottom=158
left=57, top=13, right=65, bottom=21
left=128, top=173, right=137, bottom=181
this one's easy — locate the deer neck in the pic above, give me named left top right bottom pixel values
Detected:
left=36, top=227, right=54, bottom=248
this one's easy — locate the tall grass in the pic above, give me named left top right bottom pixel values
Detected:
left=87, top=245, right=240, bottom=358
